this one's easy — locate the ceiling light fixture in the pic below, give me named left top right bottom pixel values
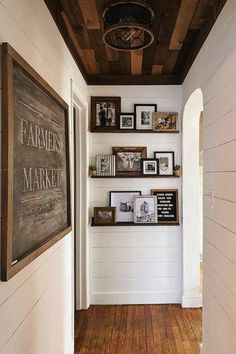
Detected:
left=102, top=0, right=155, bottom=51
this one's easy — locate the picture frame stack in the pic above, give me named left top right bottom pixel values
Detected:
left=92, top=189, right=179, bottom=226
left=90, top=96, right=179, bottom=133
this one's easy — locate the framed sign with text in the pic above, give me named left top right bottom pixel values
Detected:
left=151, top=189, right=179, bottom=224
left=1, top=43, right=71, bottom=281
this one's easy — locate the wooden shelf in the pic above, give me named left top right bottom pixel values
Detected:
left=91, top=175, right=180, bottom=178
left=91, top=218, right=179, bottom=227
left=90, top=129, right=180, bottom=134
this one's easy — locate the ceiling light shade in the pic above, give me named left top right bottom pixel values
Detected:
left=102, top=0, right=155, bottom=51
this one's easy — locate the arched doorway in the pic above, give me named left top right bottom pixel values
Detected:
left=182, top=88, right=204, bottom=308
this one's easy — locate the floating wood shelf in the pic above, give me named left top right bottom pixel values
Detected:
left=90, top=129, right=180, bottom=134
left=91, top=218, right=179, bottom=227
left=91, top=175, right=180, bottom=179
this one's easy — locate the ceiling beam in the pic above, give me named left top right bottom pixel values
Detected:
left=87, top=74, right=181, bottom=85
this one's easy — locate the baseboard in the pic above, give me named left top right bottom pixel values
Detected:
left=90, top=291, right=181, bottom=305
left=181, top=294, right=202, bottom=308
left=67, top=341, right=74, bottom=354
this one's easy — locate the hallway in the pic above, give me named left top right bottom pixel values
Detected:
left=75, top=305, right=202, bottom=353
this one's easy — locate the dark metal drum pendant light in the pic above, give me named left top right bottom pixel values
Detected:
left=102, top=0, right=155, bottom=51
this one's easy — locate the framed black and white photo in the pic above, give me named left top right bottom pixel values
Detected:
left=120, top=113, right=135, bottom=130
left=96, top=155, right=116, bottom=176
left=113, top=147, right=147, bottom=177
left=142, top=159, right=159, bottom=176
left=154, top=151, right=175, bottom=176
left=134, top=196, right=157, bottom=224
left=91, top=96, right=121, bottom=131
left=94, top=207, right=116, bottom=225
left=109, top=191, right=141, bottom=222
left=134, top=104, right=157, bottom=130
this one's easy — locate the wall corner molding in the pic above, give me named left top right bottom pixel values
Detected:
left=181, top=294, right=202, bottom=308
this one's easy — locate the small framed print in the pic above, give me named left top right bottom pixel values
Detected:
left=91, top=96, right=121, bottom=131
left=96, top=155, right=116, bottom=176
left=134, top=104, right=157, bottom=130
left=109, top=191, right=141, bottom=223
left=152, top=112, right=177, bottom=131
left=120, top=113, right=135, bottom=130
left=154, top=151, right=175, bottom=176
left=134, top=196, right=157, bottom=224
left=113, top=146, right=147, bottom=177
left=94, top=207, right=116, bottom=225
left=142, top=159, right=159, bottom=176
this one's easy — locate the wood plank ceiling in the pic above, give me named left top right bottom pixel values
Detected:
left=44, top=0, right=228, bottom=85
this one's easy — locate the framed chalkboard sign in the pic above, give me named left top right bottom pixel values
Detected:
left=1, top=43, right=71, bottom=281
left=151, top=189, right=179, bottom=224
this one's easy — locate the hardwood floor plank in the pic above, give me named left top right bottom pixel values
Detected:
left=75, top=305, right=202, bottom=354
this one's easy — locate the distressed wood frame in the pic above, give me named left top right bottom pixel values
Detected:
left=1, top=43, right=72, bottom=281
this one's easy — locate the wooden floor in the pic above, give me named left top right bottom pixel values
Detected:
left=75, top=305, right=202, bottom=354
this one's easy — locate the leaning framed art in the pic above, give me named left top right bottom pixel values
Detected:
left=91, top=96, right=121, bottom=131
left=134, top=104, right=157, bottom=130
left=1, top=43, right=71, bottom=281
left=113, top=146, right=147, bottom=177
left=109, top=191, right=141, bottom=223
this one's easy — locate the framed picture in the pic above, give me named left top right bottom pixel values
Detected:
left=152, top=112, right=177, bottom=131
left=1, top=43, right=71, bottom=281
left=134, top=196, right=157, bottom=224
left=154, top=151, right=175, bottom=176
left=113, top=147, right=147, bottom=177
left=120, top=113, right=135, bottom=130
left=151, top=189, right=179, bottom=224
left=91, top=96, right=121, bottom=131
left=96, top=155, right=116, bottom=176
left=134, top=104, right=157, bottom=130
left=109, top=191, right=141, bottom=223
left=94, top=207, right=116, bottom=225
left=142, top=159, right=159, bottom=176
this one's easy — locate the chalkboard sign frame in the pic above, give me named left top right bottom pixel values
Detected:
left=151, top=189, right=179, bottom=224
left=1, top=43, right=72, bottom=281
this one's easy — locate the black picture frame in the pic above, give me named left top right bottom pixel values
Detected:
left=119, top=113, right=135, bottom=130
left=109, top=191, right=142, bottom=223
left=134, top=104, right=157, bottom=130
left=141, top=159, right=159, bottom=176
left=154, top=151, right=175, bottom=176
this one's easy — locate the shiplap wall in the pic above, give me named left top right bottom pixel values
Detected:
left=0, top=1, right=87, bottom=354
left=88, top=85, right=182, bottom=304
left=183, top=0, right=236, bottom=352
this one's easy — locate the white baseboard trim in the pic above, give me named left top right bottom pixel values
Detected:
left=90, top=291, right=181, bottom=305
left=181, top=294, right=202, bottom=308
left=67, top=341, right=74, bottom=354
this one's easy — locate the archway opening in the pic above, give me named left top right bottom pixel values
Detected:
left=182, top=88, right=204, bottom=308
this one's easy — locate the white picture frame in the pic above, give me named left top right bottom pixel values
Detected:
left=134, top=195, right=158, bottom=224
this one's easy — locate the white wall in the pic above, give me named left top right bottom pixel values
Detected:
left=182, top=0, right=236, bottom=352
left=0, top=1, right=88, bottom=354
left=88, top=85, right=182, bottom=304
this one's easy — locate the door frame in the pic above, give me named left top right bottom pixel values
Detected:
left=70, top=79, right=89, bottom=310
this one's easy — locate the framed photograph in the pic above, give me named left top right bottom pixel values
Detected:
left=109, top=191, right=141, bottom=223
left=120, top=113, right=135, bottom=130
left=94, top=207, right=116, bottom=225
left=151, top=189, right=179, bottom=224
left=91, top=96, right=121, bottom=131
left=154, top=151, right=175, bottom=176
left=113, top=147, right=147, bottom=177
left=152, top=112, right=177, bottom=131
left=134, top=104, right=157, bottom=130
left=1, top=43, right=71, bottom=281
left=142, top=159, right=159, bottom=176
left=96, top=155, right=116, bottom=176
left=134, top=196, right=158, bottom=224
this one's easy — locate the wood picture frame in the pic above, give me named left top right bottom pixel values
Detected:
left=152, top=112, right=178, bottom=131
left=94, top=207, right=116, bottom=225
left=154, top=151, right=175, bottom=176
left=134, top=104, right=157, bottom=130
left=151, top=189, right=179, bottom=224
left=1, top=43, right=71, bottom=281
left=91, top=96, right=121, bottom=131
left=113, top=146, right=147, bottom=177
